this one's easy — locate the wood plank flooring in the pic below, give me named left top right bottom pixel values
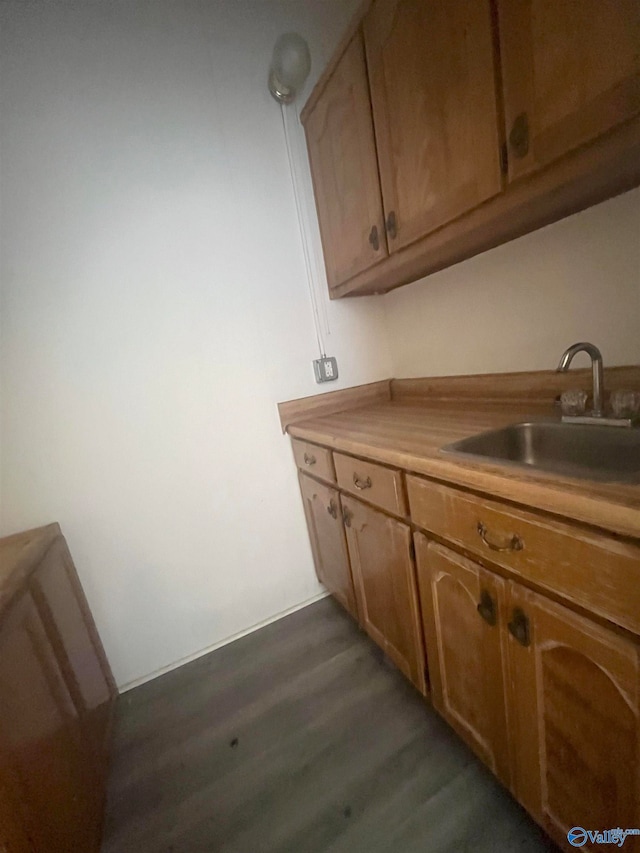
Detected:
left=102, top=598, right=558, bottom=853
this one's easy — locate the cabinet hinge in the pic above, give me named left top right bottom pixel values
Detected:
left=500, top=142, right=508, bottom=175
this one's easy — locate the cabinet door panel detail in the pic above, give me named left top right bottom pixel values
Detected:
left=343, top=496, right=425, bottom=693
left=299, top=473, right=358, bottom=620
left=304, top=31, right=388, bottom=289
left=416, top=537, right=510, bottom=784
left=507, top=585, right=640, bottom=848
left=498, top=0, right=640, bottom=180
left=32, top=543, right=112, bottom=715
left=364, top=0, right=501, bottom=251
left=0, top=592, right=98, bottom=853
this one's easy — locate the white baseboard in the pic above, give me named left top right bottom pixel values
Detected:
left=118, top=590, right=330, bottom=694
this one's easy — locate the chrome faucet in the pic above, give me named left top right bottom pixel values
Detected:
left=557, top=342, right=604, bottom=418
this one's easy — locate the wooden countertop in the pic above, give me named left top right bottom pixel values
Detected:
left=0, top=523, right=61, bottom=618
left=288, top=401, right=640, bottom=540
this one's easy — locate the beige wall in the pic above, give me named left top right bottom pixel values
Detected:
left=384, top=188, right=640, bottom=377
left=0, top=0, right=391, bottom=689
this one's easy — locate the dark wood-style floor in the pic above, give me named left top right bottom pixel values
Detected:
left=102, top=597, right=558, bottom=853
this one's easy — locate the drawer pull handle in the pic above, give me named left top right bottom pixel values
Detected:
left=476, top=589, right=497, bottom=627
left=477, top=521, right=523, bottom=553
left=508, top=608, right=531, bottom=647
left=368, top=224, right=380, bottom=251
left=303, top=453, right=316, bottom=466
left=353, top=473, right=372, bottom=491
left=342, top=506, right=353, bottom=528
left=327, top=500, right=338, bottom=519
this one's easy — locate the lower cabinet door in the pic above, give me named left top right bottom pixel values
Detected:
left=0, top=591, right=100, bottom=852
left=415, top=536, right=511, bottom=785
left=299, top=473, right=358, bottom=621
left=506, top=584, right=640, bottom=851
left=342, top=495, right=425, bottom=693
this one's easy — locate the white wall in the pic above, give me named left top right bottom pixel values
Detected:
left=384, top=188, right=640, bottom=377
left=0, top=0, right=392, bottom=688
left=2, top=0, right=639, bottom=691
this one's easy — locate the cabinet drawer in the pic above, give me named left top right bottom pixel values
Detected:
left=334, top=452, right=406, bottom=517
left=292, top=439, right=335, bottom=483
left=407, top=475, right=640, bottom=636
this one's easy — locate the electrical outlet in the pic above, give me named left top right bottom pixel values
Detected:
left=313, top=356, right=339, bottom=383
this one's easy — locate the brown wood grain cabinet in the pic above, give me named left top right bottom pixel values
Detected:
left=506, top=584, right=640, bottom=852
left=414, top=536, right=511, bottom=787
left=363, top=0, right=502, bottom=253
left=299, top=472, right=358, bottom=621
left=288, top=416, right=640, bottom=852
left=0, top=525, right=116, bottom=853
left=414, top=528, right=640, bottom=853
left=301, top=0, right=640, bottom=297
left=303, top=29, right=388, bottom=290
left=498, top=0, right=640, bottom=182
left=342, top=495, right=426, bottom=694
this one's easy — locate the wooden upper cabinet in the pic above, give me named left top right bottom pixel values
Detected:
left=342, top=495, right=426, bottom=693
left=498, top=0, right=640, bottom=181
left=363, top=0, right=502, bottom=252
left=299, top=473, right=359, bottom=621
left=303, top=30, right=388, bottom=290
left=415, top=537, right=511, bottom=786
left=506, top=584, right=640, bottom=850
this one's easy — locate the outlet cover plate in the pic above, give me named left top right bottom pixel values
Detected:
left=313, top=356, right=339, bottom=383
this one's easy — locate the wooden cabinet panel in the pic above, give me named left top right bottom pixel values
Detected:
left=415, top=536, right=511, bottom=785
left=333, top=451, right=406, bottom=517
left=363, top=0, right=502, bottom=252
left=342, top=495, right=425, bottom=693
left=407, top=474, right=640, bottom=636
left=506, top=584, right=640, bottom=850
left=292, top=439, right=335, bottom=483
left=303, top=30, right=388, bottom=290
left=498, top=0, right=640, bottom=181
left=0, top=592, right=99, bottom=853
left=32, top=541, right=112, bottom=716
left=299, top=473, right=358, bottom=621
left=0, top=760, right=33, bottom=852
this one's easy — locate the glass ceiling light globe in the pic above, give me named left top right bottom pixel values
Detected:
left=268, top=33, right=311, bottom=104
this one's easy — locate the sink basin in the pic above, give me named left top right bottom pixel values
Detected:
left=442, top=421, right=640, bottom=484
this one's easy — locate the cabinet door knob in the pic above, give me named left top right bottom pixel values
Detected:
left=353, top=473, right=372, bottom=491
left=509, top=112, right=529, bottom=158
left=368, top=224, right=380, bottom=251
left=477, top=521, right=523, bottom=553
left=476, top=588, right=497, bottom=626
left=303, top=452, right=316, bottom=466
left=385, top=210, right=397, bottom=239
left=508, top=607, right=531, bottom=647
left=327, top=499, right=338, bottom=519
left=342, top=506, right=353, bottom=528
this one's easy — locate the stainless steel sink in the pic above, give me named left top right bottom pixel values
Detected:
left=442, top=422, right=640, bottom=483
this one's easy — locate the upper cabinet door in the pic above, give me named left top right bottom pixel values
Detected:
left=303, top=31, right=388, bottom=290
left=498, top=0, right=640, bottom=181
left=363, top=0, right=502, bottom=253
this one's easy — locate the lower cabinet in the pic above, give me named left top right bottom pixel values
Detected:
left=342, top=496, right=426, bottom=694
left=415, top=534, right=640, bottom=853
left=507, top=585, right=640, bottom=851
left=299, top=473, right=358, bottom=621
left=0, top=526, right=117, bottom=853
left=414, top=536, right=510, bottom=785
